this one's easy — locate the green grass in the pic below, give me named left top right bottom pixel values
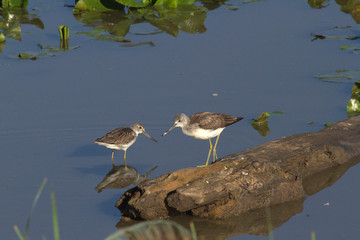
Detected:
left=13, top=179, right=60, bottom=240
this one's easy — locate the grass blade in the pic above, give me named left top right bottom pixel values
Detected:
left=265, top=207, right=274, bottom=240
left=51, top=187, right=60, bottom=240
left=189, top=221, right=197, bottom=240
left=24, top=178, right=48, bottom=240
left=13, top=225, right=24, bottom=240
left=311, top=231, right=317, bottom=240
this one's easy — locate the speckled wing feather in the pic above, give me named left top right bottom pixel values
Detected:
left=190, top=112, right=242, bottom=130
left=95, top=127, right=136, bottom=145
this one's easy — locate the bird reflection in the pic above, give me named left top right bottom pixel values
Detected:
left=95, top=165, right=157, bottom=193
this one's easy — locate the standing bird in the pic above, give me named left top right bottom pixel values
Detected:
left=162, top=112, right=243, bottom=167
left=94, top=122, right=157, bottom=166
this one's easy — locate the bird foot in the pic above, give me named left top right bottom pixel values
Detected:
left=196, top=165, right=208, bottom=168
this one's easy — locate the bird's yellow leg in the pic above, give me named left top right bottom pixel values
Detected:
left=198, top=139, right=213, bottom=167
left=124, top=150, right=127, bottom=167
left=212, top=134, right=221, bottom=162
left=111, top=150, right=115, bottom=165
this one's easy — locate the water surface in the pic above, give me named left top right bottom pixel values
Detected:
left=0, top=0, right=359, bottom=239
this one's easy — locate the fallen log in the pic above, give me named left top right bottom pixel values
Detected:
left=116, top=116, right=360, bottom=220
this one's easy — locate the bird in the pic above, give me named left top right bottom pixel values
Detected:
left=162, top=112, right=243, bottom=167
left=94, top=122, right=157, bottom=166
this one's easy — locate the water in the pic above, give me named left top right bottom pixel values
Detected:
left=0, top=0, right=359, bottom=239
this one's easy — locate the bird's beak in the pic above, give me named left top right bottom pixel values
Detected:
left=161, top=125, right=176, bottom=137
left=143, top=131, right=158, bottom=143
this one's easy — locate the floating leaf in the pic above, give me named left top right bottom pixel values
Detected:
left=347, top=98, right=360, bottom=116
left=18, top=52, right=37, bottom=60
left=115, top=0, right=152, bottom=8
left=252, top=112, right=270, bottom=124
left=352, top=3, right=360, bottom=24
left=307, top=0, right=329, bottom=9
left=0, top=32, right=5, bottom=42
left=351, top=80, right=360, bottom=100
left=120, top=41, right=155, bottom=47
left=315, top=69, right=360, bottom=83
left=1, top=0, right=28, bottom=9
left=341, top=43, right=360, bottom=53
left=155, top=0, right=195, bottom=8
left=74, top=0, right=124, bottom=11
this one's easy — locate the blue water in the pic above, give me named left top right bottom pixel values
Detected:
left=0, top=0, right=359, bottom=239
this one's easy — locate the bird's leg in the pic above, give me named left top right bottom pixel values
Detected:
left=212, top=134, right=221, bottom=162
left=199, top=139, right=213, bottom=167
left=111, top=150, right=115, bottom=166
left=124, top=150, right=127, bottom=167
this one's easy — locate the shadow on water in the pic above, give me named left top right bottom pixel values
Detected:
left=95, top=164, right=158, bottom=192
left=116, top=155, right=360, bottom=239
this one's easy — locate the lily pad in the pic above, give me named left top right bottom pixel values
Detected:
left=347, top=98, right=360, bottom=114
left=116, top=0, right=152, bottom=8
left=351, top=80, right=360, bottom=100
left=1, top=0, right=28, bottom=9
left=74, top=0, right=124, bottom=11
left=0, top=32, right=5, bottom=42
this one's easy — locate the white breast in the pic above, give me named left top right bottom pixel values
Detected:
left=94, top=139, right=136, bottom=151
left=182, top=127, right=224, bottom=140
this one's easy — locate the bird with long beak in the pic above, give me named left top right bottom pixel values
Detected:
left=162, top=112, right=243, bottom=167
left=94, top=122, right=157, bottom=166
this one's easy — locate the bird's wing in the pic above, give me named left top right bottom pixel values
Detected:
left=95, top=128, right=136, bottom=145
left=190, top=112, right=241, bottom=129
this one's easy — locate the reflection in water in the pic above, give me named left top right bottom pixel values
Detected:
left=95, top=165, right=157, bottom=193
left=116, top=156, right=360, bottom=239
left=0, top=8, right=43, bottom=44
left=73, top=5, right=207, bottom=41
left=303, top=155, right=360, bottom=196
left=251, top=121, right=270, bottom=136
left=117, top=198, right=305, bottom=239
left=308, top=0, right=360, bottom=23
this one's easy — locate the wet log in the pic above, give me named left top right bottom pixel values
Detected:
left=116, top=116, right=360, bottom=220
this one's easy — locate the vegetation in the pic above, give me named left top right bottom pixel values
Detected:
left=74, top=0, right=195, bottom=11
left=13, top=179, right=60, bottom=240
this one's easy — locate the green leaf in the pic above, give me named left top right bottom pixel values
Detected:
left=18, top=52, right=37, bottom=60
left=1, top=0, right=28, bottom=9
left=0, top=32, right=5, bottom=42
left=311, top=232, right=317, bottom=240
left=74, top=0, right=124, bottom=11
left=154, top=0, right=195, bottom=7
left=51, top=187, right=60, bottom=240
left=58, top=25, right=69, bottom=40
left=115, top=0, right=152, bottom=8
left=23, top=179, right=48, bottom=239
left=347, top=98, right=360, bottom=114
left=13, top=225, right=24, bottom=240
left=252, top=112, right=270, bottom=124
left=351, top=80, right=360, bottom=101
